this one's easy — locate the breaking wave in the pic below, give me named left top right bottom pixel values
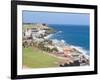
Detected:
left=44, top=34, right=54, bottom=39
left=44, top=30, right=89, bottom=58
left=70, top=45, right=89, bottom=58
left=52, top=38, right=89, bottom=57
left=44, top=30, right=62, bottom=39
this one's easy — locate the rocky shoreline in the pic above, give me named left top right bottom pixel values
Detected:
left=23, top=23, right=90, bottom=67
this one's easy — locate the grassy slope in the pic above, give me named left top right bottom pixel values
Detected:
left=23, top=47, right=60, bottom=68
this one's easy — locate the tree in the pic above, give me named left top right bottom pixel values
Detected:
left=51, top=47, right=58, bottom=52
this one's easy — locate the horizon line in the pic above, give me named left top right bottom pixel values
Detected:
left=23, top=23, right=89, bottom=26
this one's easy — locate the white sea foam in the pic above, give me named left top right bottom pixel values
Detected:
left=55, top=31, right=62, bottom=35
left=58, top=31, right=62, bottom=33
left=70, top=45, right=89, bottom=59
left=52, top=39, right=65, bottom=45
left=44, top=34, right=53, bottom=39
left=44, top=30, right=61, bottom=39
left=46, top=31, right=89, bottom=59
left=52, top=39, right=60, bottom=44
left=61, top=40, right=66, bottom=44
left=52, top=38, right=89, bottom=59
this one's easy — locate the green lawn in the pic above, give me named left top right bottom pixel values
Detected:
left=23, top=47, right=60, bottom=68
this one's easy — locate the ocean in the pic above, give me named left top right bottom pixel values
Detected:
left=48, top=24, right=90, bottom=55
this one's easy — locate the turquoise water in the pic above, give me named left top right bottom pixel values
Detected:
left=49, top=24, right=90, bottom=52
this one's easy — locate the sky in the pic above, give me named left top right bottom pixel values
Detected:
left=22, top=11, right=90, bottom=25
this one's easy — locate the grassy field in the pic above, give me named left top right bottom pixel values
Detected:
left=23, top=47, right=61, bottom=68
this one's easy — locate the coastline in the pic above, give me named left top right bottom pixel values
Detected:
left=48, top=24, right=90, bottom=51
left=23, top=23, right=90, bottom=67
left=44, top=31, right=89, bottom=57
